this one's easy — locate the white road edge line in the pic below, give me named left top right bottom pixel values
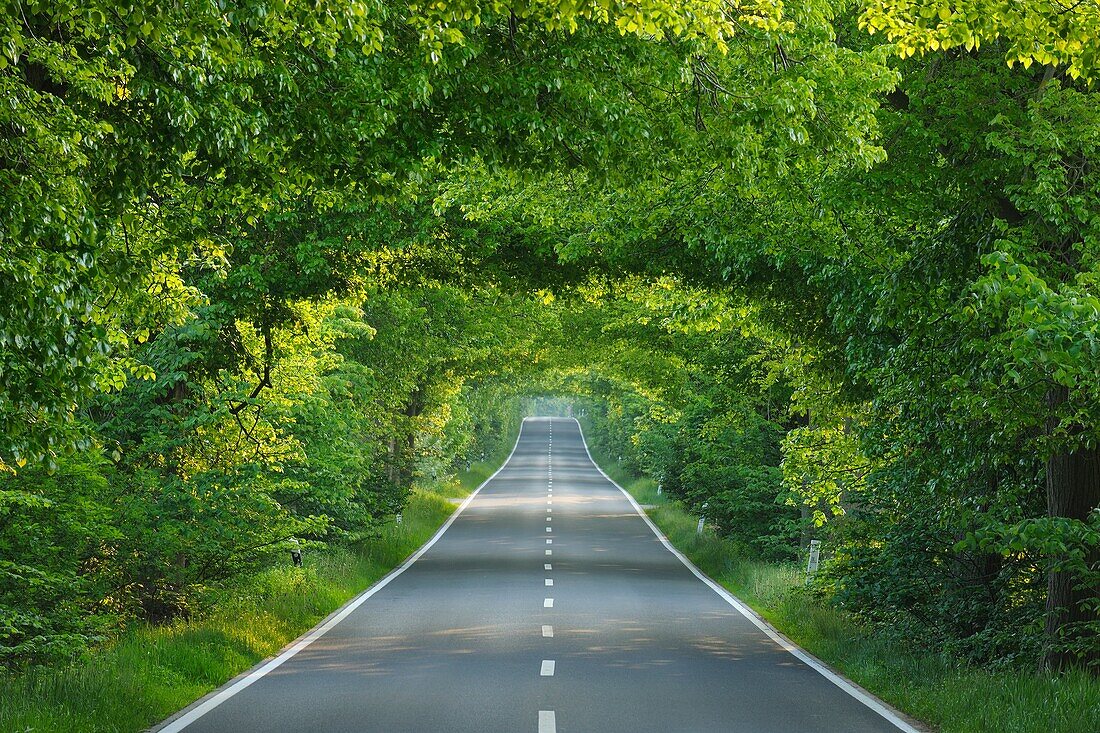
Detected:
left=154, top=420, right=531, bottom=733
left=539, top=710, right=556, bottom=733
left=572, top=418, right=922, bottom=733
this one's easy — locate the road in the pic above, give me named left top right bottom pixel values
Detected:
left=158, top=417, right=918, bottom=733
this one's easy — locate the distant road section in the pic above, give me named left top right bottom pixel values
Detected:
left=156, top=417, right=919, bottom=733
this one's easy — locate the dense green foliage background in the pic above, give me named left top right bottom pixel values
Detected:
left=1, top=0, right=1097, bottom=715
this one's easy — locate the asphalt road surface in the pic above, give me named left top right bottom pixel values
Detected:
left=158, top=417, right=918, bottom=733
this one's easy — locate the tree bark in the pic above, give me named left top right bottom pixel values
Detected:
left=396, top=386, right=425, bottom=487
left=790, top=409, right=814, bottom=550
left=1043, top=384, right=1100, bottom=671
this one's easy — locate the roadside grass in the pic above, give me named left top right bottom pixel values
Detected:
left=585, top=433, right=1100, bottom=733
left=0, top=442, right=511, bottom=733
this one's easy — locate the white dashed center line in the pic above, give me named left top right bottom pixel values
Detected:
left=542, top=624, right=554, bottom=637
left=544, top=563, right=552, bottom=570
left=545, top=549, right=552, bottom=556
left=544, top=598, right=554, bottom=608
left=545, top=578, right=553, bottom=586
left=540, top=660, right=556, bottom=676
left=539, top=711, right=556, bottom=733
left=546, top=538, right=553, bottom=544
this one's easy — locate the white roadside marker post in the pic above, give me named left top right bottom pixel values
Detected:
left=806, top=539, right=822, bottom=585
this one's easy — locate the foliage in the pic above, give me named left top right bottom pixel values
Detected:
left=1, top=0, right=1098, bottom=723
left=860, top=0, right=1100, bottom=81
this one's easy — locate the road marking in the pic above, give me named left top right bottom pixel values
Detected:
left=546, top=538, right=553, bottom=544
left=545, top=549, right=552, bottom=555
left=545, top=578, right=553, bottom=586
left=156, top=421, right=531, bottom=733
left=547, top=500, right=552, bottom=504
left=546, top=527, right=552, bottom=532
left=542, top=624, right=554, bottom=637
left=547, top=517, right=552, bottom=521
left=540, top=660, right=556, bottom=676
left=539, top=710, right=556, bottom=733
left=572, top=418, right=923, bottom=733
left=544, top=563, right=552, bottom=570
left=544, top=598, right=554, bottom=608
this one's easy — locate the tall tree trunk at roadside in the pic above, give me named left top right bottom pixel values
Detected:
left=397, top=386, right=425, bottom=487
left=1043, top=384, right=1100, bottom=671
left=386, top=436, right=398, bottom=484
left=789, top=409, right=814, bottom=550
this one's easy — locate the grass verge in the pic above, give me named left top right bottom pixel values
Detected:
left=583, top=430, right=1100, bottom=733
left=0, top=438, right=514, bottom=733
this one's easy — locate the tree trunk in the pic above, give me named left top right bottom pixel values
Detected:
left=1043, top=384, right=1100, bottom=671
left=397, top=387, right=425, bottom=487
left=787, top=409, right=815, bottom=550
left=386, top=437, right=398, bottom=484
